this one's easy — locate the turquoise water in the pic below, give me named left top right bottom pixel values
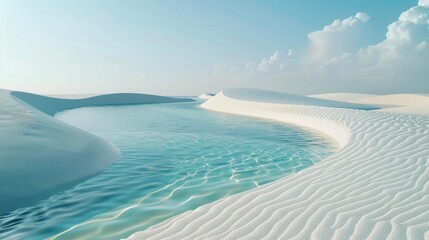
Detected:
left=0, top=101, right=336, bottom=240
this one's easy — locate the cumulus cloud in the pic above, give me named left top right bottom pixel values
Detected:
left=307, top=12, right=371, bottom=63
left=257, top=49, right=296, bottom=73
left=212, top=12, right=372, bottom=78
left=213, top=50, right=294, bottom=77
left=318, top=2, right=429, bottom=92
left=258, top=51, right=279, bottom=72
left=419, top=0, right=429, bottom=7
left=212, top=1, right=429, bottom=93
left=415, top=40, right=428, bottom=51
left=326, top=3, right=429, bottom=68
left=315, top=12, right=370, bottom=33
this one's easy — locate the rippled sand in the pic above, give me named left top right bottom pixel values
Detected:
left=131, top=89, right=429, bottom=240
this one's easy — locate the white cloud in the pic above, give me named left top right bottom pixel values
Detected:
left=226, top=50, right=294, bottom=74
left=415, top=40, right=428, bottom=51
left=307, top=12, right=371, bottom=63
left=258, top=50, right=281, bottom=72
left=419, top=0, right=429, bottom=7
left=342, top=4, right=428, bottom=65
left=316, top=12, right=370, bottom=33
left=318, top=2, right=429, bottom=92
left=355, top=12, right=371, bottom=23
left=257, top=49, right=296, bottom=73
left=212, top=49, right=294, bottom=79
left=211, top=2, right=429, bottom=94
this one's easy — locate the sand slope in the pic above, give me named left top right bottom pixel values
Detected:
left=352, top=94, right=429, bottom=107
left=353, top=94, right=429, bottom=117
left=312, top=93, right=429, bottom=117
left=130, top=89, right=429, bottom=240
left=309, top=93, right=378, bottom=102
left=198, top=93, right=215, bottom=100
left=0, top=90, right=193, bottom=214
left=377, top=105, right=429, bottom=116
left=224, top=88, right=379, bottom=110
left=12, top=91, right=193, bottom=116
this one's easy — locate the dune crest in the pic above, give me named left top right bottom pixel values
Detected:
left=352, top=94, right=429, bottom=107
left=309, top=93, right=378, bottom=102
left=198, top=93, right=215, bottom=100
left=11, top=91, right=193, bottom=116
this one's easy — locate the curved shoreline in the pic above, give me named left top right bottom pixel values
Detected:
left=130, top=90, right=429, bottom=239
left=205, top=91, right=350, bottom=148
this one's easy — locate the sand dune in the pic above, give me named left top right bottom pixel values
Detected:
left=224, top=88, right=378, bottom=110
left=198, top=93, right=215, bottom=100
left=311, top=93, right=429, bottom=117
left=12, top=91, right=193, bottom=116
left=353, top=94, right=429, bottom=117
left=310, top=93, right=429, bottom=107
left=130, top=89, right=429, bottom=240
left=309, top=93, right=378, bottom=102
left=352, top=94, right=429, bottom=107
left=377, top=105, right=429, bottom=117
left=0, top=90, right=193, bottom=214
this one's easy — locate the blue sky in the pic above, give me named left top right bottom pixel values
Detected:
left=0, top=0, right=427, bottom=95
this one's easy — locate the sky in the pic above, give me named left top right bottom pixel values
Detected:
left=0, top=0, right=427, bottom=95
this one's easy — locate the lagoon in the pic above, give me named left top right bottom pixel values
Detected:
left=0, top=101, right=336, bottom=240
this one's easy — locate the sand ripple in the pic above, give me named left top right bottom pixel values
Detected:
left=130, top=91, right=429, bottom=240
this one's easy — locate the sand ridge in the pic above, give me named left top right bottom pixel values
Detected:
left=198, top=93, right=215, bottom=100
left=11, top=91, right=193, bottom=116
left=311, top=92, right=429, bottom=117
left=352, top=94, right=429, bottom=107
left=309, top=93, right=378, bottom=102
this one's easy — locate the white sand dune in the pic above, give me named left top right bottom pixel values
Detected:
left=310, top=93, right=429, bottom=108
left=312, top=93, right=429, bottom=117
left=377, top=105, right=429, bottom=117
left=130, top=88, right=429, bottom=240
left=353, top=94, right=429, bottom=117
left=352, top=94, right=429, bottom=107
left=198, top=93, right=215, bottom=100
left=0, top=90, right=193, bottom=214
left=309, top=93, right=378, bottom=102
left=223, top=88, right=378, bottom=110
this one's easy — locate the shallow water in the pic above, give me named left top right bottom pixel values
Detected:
left=0, top=101, right=336, bottom=240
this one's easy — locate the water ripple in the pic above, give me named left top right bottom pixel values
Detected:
left=0, top=102, right=336, bottom=240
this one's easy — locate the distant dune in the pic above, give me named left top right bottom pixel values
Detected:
left=12, top=91, right=193, bottom=116
left=309, top=93, right=378, bottom=102
left=310, top=93, right=429, bottom=116
left=352, top=93, right=429, bottom=107
left=311, top=92, right=429, bottom=117
left=354, top=94, right=429, bottom=117
left=197, top=93, right=215, bottom=100
left=0, top=90, right=193, bottom=214
left=222, top=88, right=379, bottom=110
